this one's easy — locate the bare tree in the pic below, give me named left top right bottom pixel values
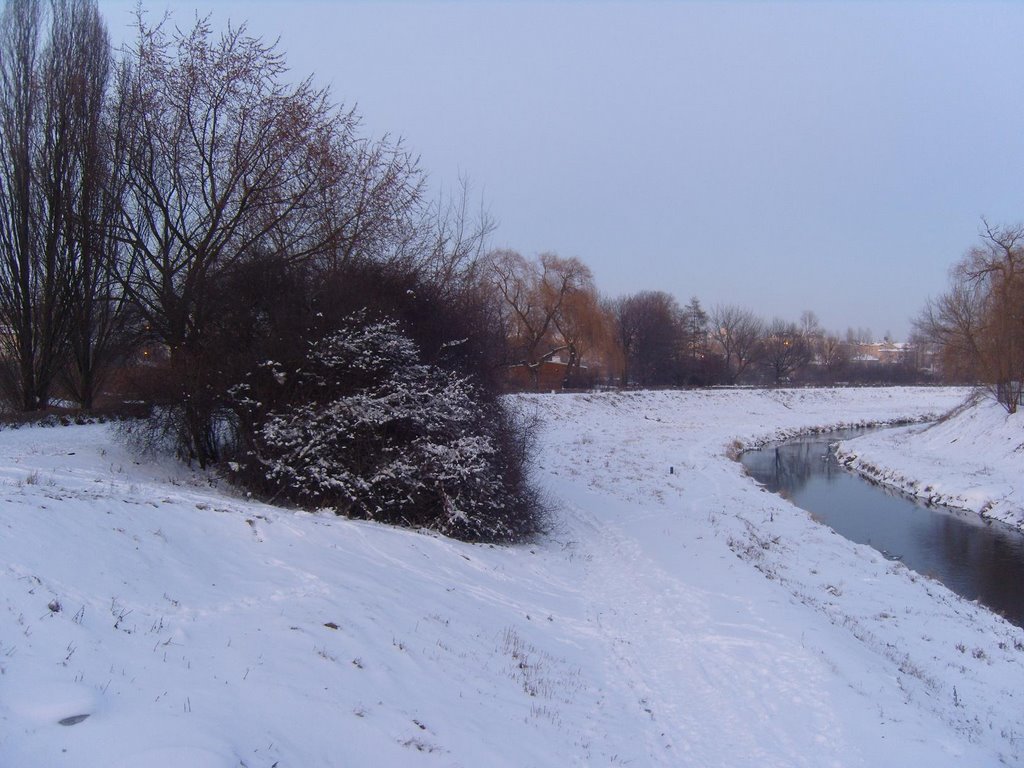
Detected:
left=0, top=0, right=109, bottom=410
left=612, top=290, right=682, bottom=387
left=113, top=14, right=377, bottom=463
left=49, top=0, right=131, bottom=410
left=710, top=304, right=763, bottom=384
left=306, top=129, right=423, bottom=279
left=552, top=286, right=615, bottom=385
left=798, top=309, right=821, bottom=338
left=915, top=281, right=985, bottom=382
left=818, top=333, right=849, bottom=383
left=609, top=294, right=637, bottom=386
left=964, top=221, right=1024, bottom=411
left=846, top=326, right=874, bottom=345
left=0, top=0, right=47, bottom=409
left=761, top=318, right=812, bottom=385
left=414, top=175, right=494, bottom=296
left=486, top=249, right=594, bottom=389
left=797, top=309, right=825, bottom=378
left=919, top=220, right=1024, bottom=411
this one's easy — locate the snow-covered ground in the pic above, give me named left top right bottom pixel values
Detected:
left=2, top=386, right=1024, bottom=767
left=836, top=390, right=1024, bottom=531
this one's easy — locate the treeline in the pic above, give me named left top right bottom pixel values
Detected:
left=917, top=220, right=1024, bottom=413
left=0, top=1, right=544, bottom=541
left=483, top=249, right=933, bottom=390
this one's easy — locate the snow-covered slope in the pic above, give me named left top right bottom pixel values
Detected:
left=836, top=390, right=1024, bottom=530
left=2, top=387, right=1023, bottom=767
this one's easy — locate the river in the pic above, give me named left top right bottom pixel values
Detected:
left=740, top=428, right=1024, bottom=626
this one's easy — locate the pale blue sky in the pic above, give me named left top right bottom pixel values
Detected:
left=98, top=1, right=1024, bottom=339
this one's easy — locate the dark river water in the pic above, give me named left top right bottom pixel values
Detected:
left=741, top=428, right=1024, bottom=627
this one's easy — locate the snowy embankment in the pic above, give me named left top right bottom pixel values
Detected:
left=836, top=390, right=1024, bottom=530
left=2, top=386, right=1024, bottom=767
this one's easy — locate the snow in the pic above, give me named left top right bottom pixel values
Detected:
left=836, top=390, right=1024, bottom=530
left=2, top=386, right=1024, bottom=767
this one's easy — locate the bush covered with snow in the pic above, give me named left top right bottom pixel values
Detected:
left=228, top=314, right=543, bottom=542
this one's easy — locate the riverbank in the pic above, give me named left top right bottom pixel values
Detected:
left=836, top=390, right=1024, bottom=531
left=3, top=386, right=1023, bottom=766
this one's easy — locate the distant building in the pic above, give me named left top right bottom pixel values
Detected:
left=852, top=341, right=910, bottom=364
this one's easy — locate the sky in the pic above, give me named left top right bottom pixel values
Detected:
left=96, top=1, right=1024, bottom=339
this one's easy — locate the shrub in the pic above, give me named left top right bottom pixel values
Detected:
left=228, top=314, right=544, bottom=543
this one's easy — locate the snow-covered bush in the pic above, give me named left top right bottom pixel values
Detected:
left=229, top=315, right=543, bottom=542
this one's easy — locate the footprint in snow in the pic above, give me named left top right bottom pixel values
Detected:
left=5, top=678, right=97, bottom=726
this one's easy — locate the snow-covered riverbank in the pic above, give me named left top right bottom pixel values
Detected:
left=3, top=386, right=1023, bottom=767
left=836, top=390, right=1024, bottom=531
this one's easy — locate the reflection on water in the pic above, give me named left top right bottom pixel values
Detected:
left=741, top=429, right=1024, bottom=627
